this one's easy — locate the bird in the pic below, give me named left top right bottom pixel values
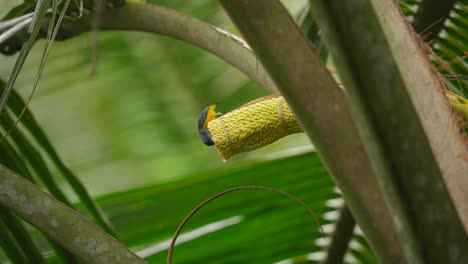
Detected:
left=198, top=103, right=218, bottom=146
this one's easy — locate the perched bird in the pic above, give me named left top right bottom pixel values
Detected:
left=198, top=103, right=218, bottom=146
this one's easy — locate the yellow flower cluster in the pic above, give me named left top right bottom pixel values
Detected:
left=208, top=95, right=301, bottom=160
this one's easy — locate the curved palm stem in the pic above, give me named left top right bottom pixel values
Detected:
left=56, top=0, right=279, bottom=93
left=0, top=164, right=147, bottom=263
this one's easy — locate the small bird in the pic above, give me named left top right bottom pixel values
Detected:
left=198, top=103, right=218, bottom=146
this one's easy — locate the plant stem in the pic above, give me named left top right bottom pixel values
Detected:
left=0, top=164, right=147, bottom=263
left=308, top=0, right=468, bottom=262
left=323, top=205, right=355, bottom=264
left=2, top=82, right=117, bottom=237
left=0, top=130, right=78, bottom=263
left=0, top=112, right=73, bottom=207
left=57, top=0, right=278, bottom=93
left=371, top=0, right=468, bottom=231
left=219, top=0, right=407, bottom=262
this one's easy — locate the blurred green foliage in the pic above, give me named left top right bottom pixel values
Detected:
left=0, top=0, right=311, bottom=196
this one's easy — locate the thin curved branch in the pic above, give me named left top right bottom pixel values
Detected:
left=168, top=186, right=324, bottom=264
left=0, top=164, right=147, bottom=264
left=56, top=0, right=278, bottom=93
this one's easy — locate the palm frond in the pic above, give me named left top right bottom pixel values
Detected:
left=0, top=0, right=52, bottom=118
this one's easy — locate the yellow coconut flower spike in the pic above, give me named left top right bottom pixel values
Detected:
left=199, top=91, right=468, bottom=160
left=199, top=94, right=302, bottom=160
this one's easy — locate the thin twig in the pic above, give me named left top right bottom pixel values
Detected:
left=167, top=186, right=323, bottom=264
